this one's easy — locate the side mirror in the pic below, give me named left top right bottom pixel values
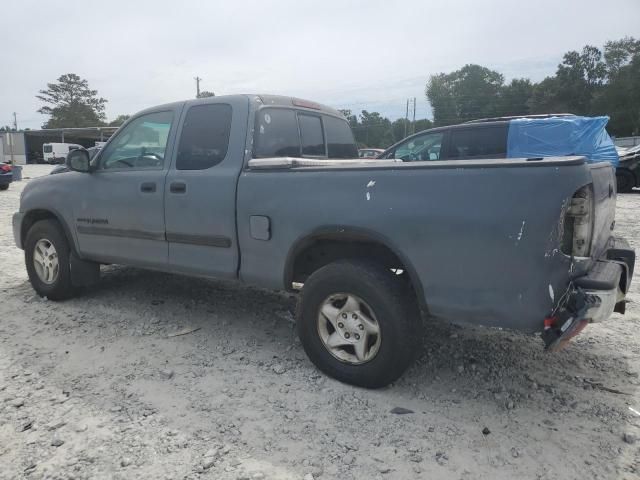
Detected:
left=66, top=148, right=91, bottom=173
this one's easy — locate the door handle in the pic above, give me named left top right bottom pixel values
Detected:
left=140, top=182, right=156, bottom=193
left=170, top=181, right=187, bottom=194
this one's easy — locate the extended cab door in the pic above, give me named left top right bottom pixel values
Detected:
left=164, top=98, right=248, bottom=278
left=73, top=109, right=180, bottom=266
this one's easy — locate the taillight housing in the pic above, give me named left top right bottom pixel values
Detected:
left=0, top=164, right=12, bottom=173
left=561, top=184, right=594, bottom=257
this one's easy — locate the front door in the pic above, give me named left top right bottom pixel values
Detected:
left=164, top=99, right=247, bottom=278
left=74, top=109, right=179, bottom=267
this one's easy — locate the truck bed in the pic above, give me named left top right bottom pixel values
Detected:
left=238, top=155, right=615, bottom=333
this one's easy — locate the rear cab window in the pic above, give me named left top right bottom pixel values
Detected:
left=253, top=108, right=357, bottom=159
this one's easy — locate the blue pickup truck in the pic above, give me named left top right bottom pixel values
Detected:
left=13, top=94, right=635, bottom=387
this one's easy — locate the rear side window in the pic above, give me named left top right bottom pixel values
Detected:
left=299, top=114, right=325, bottom=156
left=325, top=116, right=358, bottom=158
left=253, top=108, right=358, bottom=159
left=177, top=104, right=232, bottom=170
left=448, top=126, right=507, bottom=159
left=254, top=109, right=300, bottom=157
left=43, top=145, right=52, bottom=153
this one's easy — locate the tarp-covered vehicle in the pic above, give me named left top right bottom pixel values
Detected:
left=380, top=114, right=619, bottom=166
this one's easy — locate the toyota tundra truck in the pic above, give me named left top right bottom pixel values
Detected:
left=13, top=94, right=635, bottom=388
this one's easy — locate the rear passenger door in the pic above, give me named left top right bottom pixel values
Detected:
left=164, top=98, right=248, bottom=279
left=445, top=124, right=508, bottom=160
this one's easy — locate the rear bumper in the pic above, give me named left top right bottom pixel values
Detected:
left=543, top=237, right=635, bottom=350
left=0, top=172, right=12, bottom=185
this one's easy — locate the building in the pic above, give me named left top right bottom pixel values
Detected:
left=0, top=126, right=118, bottom=164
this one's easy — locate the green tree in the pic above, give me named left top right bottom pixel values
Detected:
left=603, top=37, right=640, bottom=75
left=108, top=114, right=130, bottom=127
left=498, top=79, right=533, bottom=117
left=554, top=46, right=607, bottom=114
left=426, top=64, right=504, bottom=125
left=353, top=110, right=393, bottom=148
left=597, top=41, right=640, bottom=136
left=37, top=74, right=107, bottom=128
left=197, top=90, right=215, bottom=98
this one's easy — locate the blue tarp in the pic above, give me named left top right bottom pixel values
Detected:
left=506, top=116, right=619, bottom=166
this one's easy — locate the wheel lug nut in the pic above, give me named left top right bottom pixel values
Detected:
left=352, top=314, right=357, bottom=319
left=344, top=333, right=350, bottom=339
left=358, top=324, right=364, bottom=330
left=355, top=334, right=360, bottom=340
left=342, top=313, right=347, bottom=319
left=338, top=322, right=344, bottom=328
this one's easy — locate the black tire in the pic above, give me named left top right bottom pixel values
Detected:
left=0, top=184, right=8, bottom=191
left=616, top=169, right=635, bottom=194
left=24, top=219, right=76, bottom=300
left=297, top=260, right=421, bottom=388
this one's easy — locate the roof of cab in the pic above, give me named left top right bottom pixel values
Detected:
left=137, top=94, right=346, bottom=119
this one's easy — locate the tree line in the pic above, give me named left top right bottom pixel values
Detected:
left=347, top=36, right=638, bottom=149
left=426, top=36, right=639, bottom=137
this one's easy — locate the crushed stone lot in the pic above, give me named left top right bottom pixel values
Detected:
left=0, top=165, right=639, bottom=480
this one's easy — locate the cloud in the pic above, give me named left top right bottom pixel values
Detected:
left=1, top=0, right=638, bottom=128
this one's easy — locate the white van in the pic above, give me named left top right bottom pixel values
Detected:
left=42, top=143, right=83, bottom=164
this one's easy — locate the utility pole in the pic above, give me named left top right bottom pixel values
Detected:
left=411, top=98, right=416, bottom=134
left=194, top=76, right=202, bottom=98
left=12, top=112, right=17, bottom=131
left=404, top=99, right=409, bottom=138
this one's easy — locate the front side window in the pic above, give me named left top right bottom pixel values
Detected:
left=325, top=116, right=358, bottom=159
left=253, top=108, right=300, bottom=158
left=299, top=114, right=325, bottom=156
left=98, top=111, right=173, bottom=170
left=392, top=132, right=444, bottom=161
left=177, top=104, right=232, bottom=170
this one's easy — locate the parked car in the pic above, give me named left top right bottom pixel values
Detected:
left=43, top=143, right=83, bottom=164
left=13, top=95, right=635, bottom=388
left=0, top=162, right=12, bottom=190
left=50, top=146, right=103, bottom=175
left=358, top=148, right=384, bottom=159
left=615, top=144, right=640, bottom=193
left=379, top=114, right=618, bottom=167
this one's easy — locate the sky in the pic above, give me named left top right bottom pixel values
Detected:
left=1, top=0, right=639, bottom=129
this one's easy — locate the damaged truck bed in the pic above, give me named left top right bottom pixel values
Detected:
left=13, top=94, right=635, bottom=388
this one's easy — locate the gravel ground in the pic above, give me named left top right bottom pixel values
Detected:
left=0, top=165, right=639, bottom=480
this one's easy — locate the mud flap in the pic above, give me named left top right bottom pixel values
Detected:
left=70, top=252, right=100, bottom=287
left=542, top=288, right=599, bottom=352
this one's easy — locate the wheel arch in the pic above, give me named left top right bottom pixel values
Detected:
left=21, top=208, right=78, bottom=255
left=284, top=226, right=427, bottom=312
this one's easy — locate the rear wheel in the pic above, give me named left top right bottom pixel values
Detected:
left=297, top=260, right=421, bottom=388
left=616, top=169, right=635, bottom=193
left=0, top=184, right=8, bottom=191
left=25, top=219, right=76, bottom=300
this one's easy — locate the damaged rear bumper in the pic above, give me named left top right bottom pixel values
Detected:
left=543, top=237, right=635, bottom=351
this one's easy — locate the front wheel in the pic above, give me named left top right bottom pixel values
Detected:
left=25, top=219, right=76, bottom=300
left=296, top=260, right=421, bottom=388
